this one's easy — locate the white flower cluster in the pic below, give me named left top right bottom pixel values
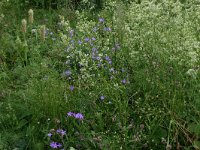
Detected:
left=123, top=1, right=200, bottom=70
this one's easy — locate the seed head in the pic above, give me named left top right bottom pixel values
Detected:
left=28, top=9, right=34, bottom=24
left=21, top=19, right=27, bottom=33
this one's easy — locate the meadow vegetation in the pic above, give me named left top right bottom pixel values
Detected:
left=0, top=0, right=200, bottom=149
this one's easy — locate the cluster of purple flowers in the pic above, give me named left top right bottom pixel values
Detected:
left=67, top=112, right=84, bottom=120
left=62, top=17, right=127, bottom=87
left=44, top=16, right=130, bottom=150
left=47, top=129, right=66, bottom=149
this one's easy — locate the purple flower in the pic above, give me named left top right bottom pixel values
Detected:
left=56, top=129, right=61, bottom=133
left=100, top=96, right=105, bottom=100
left=67, top=112, right=75, bottom=117
left=96, top=56, right=101, bottom=61
left=99, top=18, right=105, bottom=23
left=85, top=37, right=90, bottom=42
left=122, top=79, right=127, bottom=84
left=92, top=37, right=96, bottom=41
left=69, top=85, right=74, bottom=91
left=47, top=133, right=52, bottom=137
left=105, top=56, right=111, bottom=61
left=74, top=113, right=84, bottom=120
left=104, top=27, right=111, bottom=31
left=67, top=112, right=84, bottom=120
left=50, top=142, right=57, bottom=148
left=109, top=68, right=114, bottom=72
left=50, top=142, right=62, bottom=149
left=108, top=60, right=112, bottom=64
left=92, top=47, right=97, bottom=52
left=64, top=70, right=71, bottom=76
left=60, top=130, right=66, bottom=136
left=57, top=143, right=62, bottom=148
left=78, top=40, right=82, bottom=45
left=56, top=129, right=66, bottom=136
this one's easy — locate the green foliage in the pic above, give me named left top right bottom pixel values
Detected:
left=0, top=0, right=200, bottom=149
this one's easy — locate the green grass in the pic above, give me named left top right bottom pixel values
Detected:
left=0, top=0, right=200, bottom=149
